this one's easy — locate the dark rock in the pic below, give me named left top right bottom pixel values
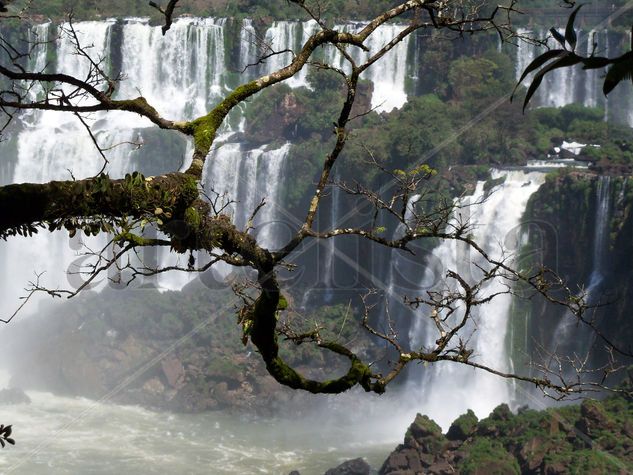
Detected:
left=380, top=414, right=449, bottom=474
left=0, top=387, right=30, bottom=405
left=518, top=436, right=548, bottom=473
left=559, top=147, right=577, bottom=159
left=447, top=410, right=478, bottom=441
left=575, top=399, right=613, bottom=438
left=544, top=461, right=568, bottom=475
left=427, top=461, right=455, bottom=474
left=419, top=452, right=435, bottom=467
left=289, top=471, right=301, bottom=475
left=451, top=450, right=467, bottom=463
left=404, top=413, right=446, bottom=453
left=380, top=448, right=424, bottom=474
left=406, top=414, right=443, bottom=441
left=324, top=457, right=370, bottom=475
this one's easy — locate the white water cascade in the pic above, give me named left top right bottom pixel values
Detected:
left=0, top=17, right=417, bottom=317
left=203, top=142, right=291, bottom=250
left=0, top=21, right=122, bottom=317
left=377, top=194, right=423, bottom=332
left=586, top=175, right=612, bottom=295
left=257, top=21, right=412, bottom=111
left=554, top=176, right=612, bottom=347
left=515, top=28, right=633, bottom=125
left=325, top=23, right=411, bottom=112
left=406, top=169, right=546, bottom=429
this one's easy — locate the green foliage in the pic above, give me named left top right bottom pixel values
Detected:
left=448, top=56, right=506, bottom=110
left=25, top=0, right=403, bottom=21
left=244, top=68, right=346, bottom=145
left=461, top=438, right=520, bottom=475
left=442, top=392, right=633, bottom=474
left=447, top=409, right=478, bottom=441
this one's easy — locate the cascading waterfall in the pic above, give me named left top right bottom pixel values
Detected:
left=298, top=177, right=343, bottom=309
left=587, top=176, right=612, bottom=293
left=321, top=177, right=343, bottom=303
left=203, top=142, right=291, bottom=250
left=0, top=22, right=121, bottom=317
left=1, top=17, right=417, bottom=311
left=256, top=21, right=412, bottom=111
left=117, top=18, right=228, bottom=120
left=2, top=15, right=630, bottom=459
left=323, top=23, right=411, bottom=112
left=239, top=19, right=258, bottom=77
left=554, top=176, right=612, bottom=348
left=263, top=20, right=320, bottom=89
left=515, top=28, right=633, bottom=125
left=377, top=194, right=423, bottom=331
left=406, top=170, right=546, bottom=429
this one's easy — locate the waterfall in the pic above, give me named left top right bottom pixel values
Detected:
left=117, top=18, right=227, bottom=121
left=514, top=28, right=633, bottom=125
left=554, top=176, right=612, bottom=347
left=321, top=177, right=343, bottom=303
left=0, top=17, right=418, bottom=314
left=377, top=195, right=423, bottom=332
left=587, top=176, right=612, bottom=292
left=257, top=21, right=412, bottom=111
left=0, top=21, right=119, bottom=318
left=203, top=142, right=291, bottom=250
left=406, top=170, right=546, bottom=429
left=239, top=19, right=258, bottom=78
left=322, top=23, right=411, bottom=112
left=0, top=18, right=266, bottom=315
left=263, top=20, right=320, bottom=89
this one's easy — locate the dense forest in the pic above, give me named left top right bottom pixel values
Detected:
left=13, top=0, right=633, bottom=26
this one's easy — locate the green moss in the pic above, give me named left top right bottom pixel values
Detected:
left=461, top=438, right=520, bottom=475
left=184, top=206, right=201, bottom=230
left=447, top=409, right=479, bottom=441
left=113, top=231, right=154, bottom=246
left=191, top=81, right=262, bottom=155
left=277, top=294, right=288, bottom=311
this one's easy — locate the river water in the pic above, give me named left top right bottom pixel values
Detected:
left=0, top=387, right=396, bottom=474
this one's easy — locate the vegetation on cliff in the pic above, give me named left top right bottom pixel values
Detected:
left=378, top=378, right=633, bottom=474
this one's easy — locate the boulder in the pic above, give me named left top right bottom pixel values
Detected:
left=518, top=436, right=549, bottom=473
left=405, top=414, right=446, bottom=453
left=427, top=461, right=455, bottom=474
left=447, top=410, right=478, bottom=441
left=575, top=399, right=614, bottom=439
left=142, top=377, right=165, bottom=397
left=380, top=414, right=448, bottom=474
left=324, top=457, right=371, bottom=475
left=161, top=355, right=185, bottom=390
left=381, top=448, right=424, bottom=473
